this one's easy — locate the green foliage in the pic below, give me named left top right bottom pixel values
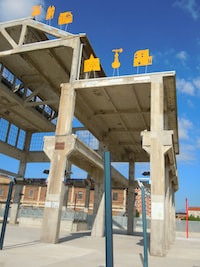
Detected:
left=182, top=215, right=200, bottom=221
left=135, top=209, right=140, bottom=217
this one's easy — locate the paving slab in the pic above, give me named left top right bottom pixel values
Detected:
left=0, top=224, right=200, bottom=267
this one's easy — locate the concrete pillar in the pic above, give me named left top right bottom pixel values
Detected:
left=70, top=185, right=75, bottom=208
left=9, top=132, right=32, bottom=224
left=141, top=79, right=176, bottom=256
left=41, top=84, right=76, bottom=243
left=151, top=80, right=166, bottom=256
left=70, top=38, right=81, bottom=82
left=170, top=181, right=176, bottom=243
left=91, top=170, right=104, bottom=237
left=63, top=186, right=69, bottom=208
left=63, top=161, right=72, bottom=208
left=165, top=159, right=170, bottom=251
left=9, top=184, right=23, bottom=224
left=37, top=186, right=42, bottom=206
left=127, top=162, right=135, bottom=235
left=123, top=189, right=127, bottom=213
left=84, top=178, right=91, bottom=212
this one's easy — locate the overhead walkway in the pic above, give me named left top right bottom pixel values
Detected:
left=44, top=134, right=128, bottom=188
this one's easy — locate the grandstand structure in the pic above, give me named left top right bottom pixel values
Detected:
left=0, top=17, right=179, bottom=256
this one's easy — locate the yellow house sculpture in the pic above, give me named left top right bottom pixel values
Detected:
left=84, top=54, right=101, bottom=72
left=133, top=49, right=153, bottom=67
left=58, top=11, right=73, bottom=25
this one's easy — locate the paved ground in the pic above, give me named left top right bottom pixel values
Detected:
left=0, top=224, right=200, bottom=267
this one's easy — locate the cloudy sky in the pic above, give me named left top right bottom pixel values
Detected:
left=0, top=0, right=45, bottom=21
left=0, top=0, right=200, bottom=211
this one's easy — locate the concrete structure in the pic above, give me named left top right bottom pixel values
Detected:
left=0, top=17, right=179, bottom=256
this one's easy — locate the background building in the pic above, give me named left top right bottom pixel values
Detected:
left=0, top=175, right=151, bottom=217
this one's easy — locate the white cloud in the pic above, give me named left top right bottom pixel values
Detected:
left=176, top=51, right=188, bottom=62
left=176, top=78, right=195, bottom=95
left=0, top=0, right=45, bottom=22
left=177, top=77, right=200, bottom=96
left=174, top=0, right=200, bottom=20
left=178, top=117, right=193, bottom=140
left=177, top=144, right=195, bottom=162
left=193, top=78, right=200, bottom=91
left=197, top=138, right=200, bottom=148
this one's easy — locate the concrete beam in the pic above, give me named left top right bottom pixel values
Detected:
left=44, top=134, right=128, bottom=188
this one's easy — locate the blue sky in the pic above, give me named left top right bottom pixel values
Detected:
left=0, top=0, right=200, bottom=211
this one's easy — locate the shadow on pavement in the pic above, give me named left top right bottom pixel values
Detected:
left=59, top=231, right=91, bottom=243
left=3, top=240, right=40, bottom=250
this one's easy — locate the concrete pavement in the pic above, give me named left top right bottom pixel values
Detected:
left=0, top=224, right=200, bottom=267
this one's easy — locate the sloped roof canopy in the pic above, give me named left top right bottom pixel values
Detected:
left=0, top=17, right=105, bottom=132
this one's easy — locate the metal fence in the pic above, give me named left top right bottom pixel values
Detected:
left=1, top=207, right=200, bottom=234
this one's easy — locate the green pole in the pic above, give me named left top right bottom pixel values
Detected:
left=0, top=181, right=14, bottom=250
left=141, top=185, right=148, bottom=267
left=104, top=151, right=113, bottom=267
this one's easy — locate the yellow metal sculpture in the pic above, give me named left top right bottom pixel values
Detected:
left=31, top=5, right=42, bottom=17
left=58, top=11, right=73, bottom=25
left=111, top=48, right=123, bottom=69
left=133, top=49, right=152, bottom=67
left=84, top=54, right=101, bottom=72
left=46, top=5, right=55, bottom=21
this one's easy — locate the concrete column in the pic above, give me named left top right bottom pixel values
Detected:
left=91, top=170, right=104, bottom=237
left=37, top=186, right=42, bottom=207
left=9, top=132, right=32, bottom=224
left=41, top=84, right=76, bottom=243
left=141, top=79, right=176, bottom=256
left=150, top=80, right=166, bottom=256
left=70, top=38, right=81, bottom=82
left=84, top=181, right=91, bottom=212
left=70, top=185, right=75, bottom=208
left=150, top=139, right=166, bottom=256
left=63, top=186, right=69, bottom=208
left=165, top=159, right=170, bottom=251
left=63, top=161, right=72, bottom=208
left=170, top=181, right=176, bottom=243
left=123, top=189, right=127, bottom=213
left=127, top=162, right=135, bottom=235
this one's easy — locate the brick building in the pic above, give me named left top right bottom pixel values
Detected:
left=0, top=175, right=151, bottom=217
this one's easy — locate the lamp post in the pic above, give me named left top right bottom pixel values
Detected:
left=138, top=180, right=148, bottom=267
left=0, top=179, right=15, bottom=250
left=186, top=198, right=189, bottom=238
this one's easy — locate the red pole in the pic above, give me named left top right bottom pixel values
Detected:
left=186, top=198, right=188, bottom=238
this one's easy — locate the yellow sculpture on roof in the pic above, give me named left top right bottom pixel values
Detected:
left=58, top=11, right=73, bottom=25
left=46, top=5, right=55, bottom=21
left=111, top=48, right=123, bottom=69
left=84, top=54, right=101, bottom=72
left=133, top=49, right=153, bottom=67
left=31, top=5, right=42, bottom=17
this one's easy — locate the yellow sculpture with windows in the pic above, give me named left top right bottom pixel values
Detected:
left=58, top=11, right=73, bottom=25
left=133, top=49, right=152, bottom=67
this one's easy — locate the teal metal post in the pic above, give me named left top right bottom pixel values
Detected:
left=0, top=181, right=14, bottom=250
left=104, top=151, right=113, bottom=267
left=141, top=185, right=148, bottom=267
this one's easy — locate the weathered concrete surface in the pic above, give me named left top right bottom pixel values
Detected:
left=0, top=225, right=200, bottom=267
